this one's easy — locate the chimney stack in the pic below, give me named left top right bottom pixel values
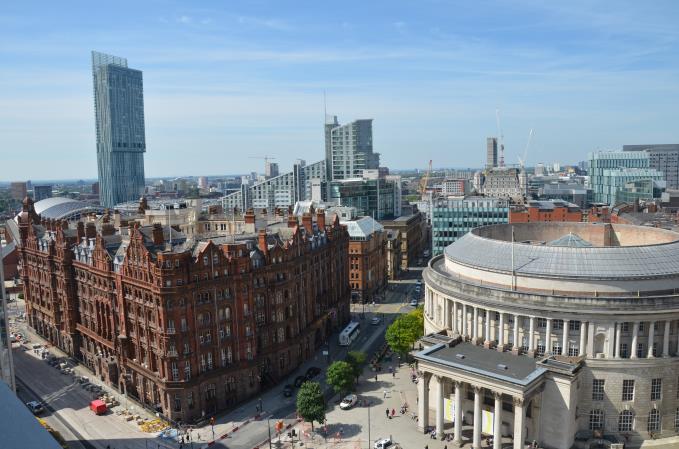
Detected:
left=258, top=230, right=269, bottom=256
left=85, top=222, right=97, bottom=239
left=317, top=209, right=326, bottom=230
left=302, top=213, right=313, bottom=233
left=101, top=223, right=115, bottom=236
left=77, top=222, right=85, bottom=240
left=244, top=208, right=255, bottom=225
left=152, top=223, right=164, bottom=245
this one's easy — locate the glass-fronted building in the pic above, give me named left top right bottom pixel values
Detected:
left=431, top=196, right=509, bottom=256
left=616, top=178, right=666, bottom=205
left=330, top=177, right=397, bottom=220
left=92, top=51, right=146, bottom=208
left=587, top=151, right=660, bottom=205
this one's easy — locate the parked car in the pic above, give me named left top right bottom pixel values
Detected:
left=409, top=299, right=418, bottom=307
left=26, top=401, right=44, bottom=415
left=374, top=437, right=393, bottom=449
left=293, top=376, right=307, bottom=388
left=340, top=394, right=358, bottom=410
left=370, top=316, right=382, bottom=325
left=305, top=366, right=321, bottom=379
left=283, top=384, right=294, bottom=397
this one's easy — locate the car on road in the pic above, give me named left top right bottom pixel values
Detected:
left=339, top=394, right=358, bottom=410
left=283, top=384, right=294, bottom=397
left=26, top=401, right=44, bottom=415
left=374, top=437, right=393, bottom=449
left=409, top=299, right=418, bottom=307
left=306, top=366, right=321, bottom=379
left=370, top=316, right=382, bottom=325
left=293, top=376, right=307, bottom=388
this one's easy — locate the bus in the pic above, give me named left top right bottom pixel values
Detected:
left=339, top=321, right=360, bottom=346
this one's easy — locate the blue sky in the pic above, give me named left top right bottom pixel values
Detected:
left=1, top=0, right=679, bottom=180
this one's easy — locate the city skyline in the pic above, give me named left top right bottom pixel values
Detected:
left=2, top=1, right=679, bottom=180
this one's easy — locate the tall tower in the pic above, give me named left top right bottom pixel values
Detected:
left=486, top=137, right=498, bottom=170
left=325, top=115, right=339, bottom=181
left=327, top=118, right=378, bottom=181
left=92, top=51, right=147, bottom=208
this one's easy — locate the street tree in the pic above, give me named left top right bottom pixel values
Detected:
left=385, top=310, right=424, bottom=357
left=345, top=351, right=367, bottom=381
left=296, top=381, right=325, bottom=430
left=326, top=360, right=355, bottom=396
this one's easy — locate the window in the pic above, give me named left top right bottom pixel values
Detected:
left=589, top=409, right=604, bottom=430
left=639, top=322, right=645, bottom=333
left=569, top=321, right=581, bottom=332
left=184, top=361, right=191, bottom=381
left=552, top=342, right=562, bottom=355
left=675, top=408, right=679, bottom=431
left=568, top=344, right=579, bottom=356
left=620, top=322, right=630, bottom=332
left=618, top=410, right=633, bottom=432
left=187, top=392, right=194, bottom=409
left=173, top=394, right=182, bottom=412
left=171, top=362, right=179, bottom=381
left=637, top=343, right=645, bottom=358
left=592, top=379, right=605, bottom=401
left=651, top=378, right=662, bottom=401
left=622, top=380, right=634, bottom=401
left=553, top=319, right=563, bottom=331
left=647, top=409, right=661, bottom=432
left=537, top=318, right=546, bottom=329
left=536, top=343, right=545, bottom=357
left=620, top=343, right=629, bottom=359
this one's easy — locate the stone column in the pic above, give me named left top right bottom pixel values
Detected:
left=462, top=304, right=468, bottom=338
left=648, top=321, right=655, bottom=358
left=562, top=319, right=569, bottom=356
left=473, top=386, right=482, bottom=449
left=528, top=316, right=535, bottom=352
left=513, top=397, right=525, bottom=449
left=452, top=301, right=458, bottom=334
left=631, top=322, right=639, bottom=359
left=493, top=392, right=502, bottom=449
left=614, top=322, right=621, bottom=358
left=418, top=373, right=430, bottom=432
left=545, top=318, right=553, bottom=355
left=473, top=307, right=479, bottom=342
left=587, top=322, right=595, bottom=356
left=485, top=309, right=492, bottom=346
left=663, top=320, right=670, bottom=357
left=454, top=382, right=463, bottom=445
left=579, top=321, right=587, bottom=356
left=513, top=314, right=520, bottom=352
left=444, top=299, right=451, bottom=329
left=498, top=312, right=505, bottom=351
left=435, top=375, right=444, bottom=436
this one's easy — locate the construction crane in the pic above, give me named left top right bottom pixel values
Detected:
left=518, top=129, right=534, bottom=169
left=419, top=160, right=433, bottom=199
left=495, top=109, right=505, bottom=167
left=248, top=155, right=277, bottom=165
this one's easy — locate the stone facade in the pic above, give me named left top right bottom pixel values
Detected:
left=16, top=197, right=350, bottom=423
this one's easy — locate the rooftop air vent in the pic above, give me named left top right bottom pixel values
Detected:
left=455, top=354, right=466, bottom=360
left=497, top=364, right=508, bottom=370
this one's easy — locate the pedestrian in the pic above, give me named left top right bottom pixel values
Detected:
left=383, top=389, right=387, bottom=398
left=425, top=445, right=428, bottom=449
left=386, top=409, right=389, bottom=418
left=392, top=370, right=395, bottom=378
left=375, top=375, right=378, bottom=381
left=391, top=408, right=395, bottom=418
left=444, top=445, right=447, bottom=449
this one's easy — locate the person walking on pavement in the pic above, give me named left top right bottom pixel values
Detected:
left=391, top=408, right=396, bottom=418
left=386, top=409, right=389, bottom=419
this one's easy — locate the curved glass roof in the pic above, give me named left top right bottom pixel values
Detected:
left=33, top=197, right=104, bottom=220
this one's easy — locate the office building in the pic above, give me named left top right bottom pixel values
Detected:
left=481, top=167, right=527, bottom=202
left=431, top=197, right=509, bottom=256
left=624, top=144, right=679, bottom=189
left=9, top=182, right=27, bottom=201
left=33, top=185, right=53, bottom=202
left=325, top=116, right=379, bottom=181
left=421, top=222, right=679, bottom=448
left=381, top=211, right=428, bottom=270
left=616, top=179, right=666, bottom=205
left=486, top=137, right=498, bottom=169
left=92, top=51, right=146, bottom=208
left=588, top=151, right=660, bottom=205
left=16, top=198, right=350, bottom=422
left=343, top=216, right=386, bottom=303
left=441, top=179, right=466, bottom=196
left=509, top=200, right=582, bottom=223
left=330, top=173, right=398, bottom=220
left=198, top=177, right=208, bottom=190
left=265, top=161, right=279, bottom=179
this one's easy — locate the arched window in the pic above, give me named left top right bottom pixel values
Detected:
left=589, top=409, right=604, bottom=431
left=648, top=409, right=661, bottom=432
left=618, top=410, right=633, bottom=432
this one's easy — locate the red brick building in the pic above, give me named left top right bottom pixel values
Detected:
left=509, top=199, right=583, bottom=223
left=345, top=216, right=387, bottom=303
left=16, top=198, right=350, bottom=422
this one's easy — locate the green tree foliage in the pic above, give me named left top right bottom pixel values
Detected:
left=296, top=381, right=325, bottom=430
left=326, top=360, right=355, bottom=396
left=345, top=351, right=367, bottom=381
left=385, top=308, right=424, bottom=356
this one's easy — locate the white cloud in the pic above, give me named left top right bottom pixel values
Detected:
left=236, top=15, right=292, bottom=31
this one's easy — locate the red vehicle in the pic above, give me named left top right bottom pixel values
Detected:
left=90, top=399, right=107, bottom=415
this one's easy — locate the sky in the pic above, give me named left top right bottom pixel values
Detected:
left=1, top=0, right=679, bottom=181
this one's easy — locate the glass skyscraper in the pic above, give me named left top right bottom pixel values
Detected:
left=92, top=51, right=146, bottom=208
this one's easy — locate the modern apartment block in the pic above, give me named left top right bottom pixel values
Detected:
left=330, top=172, right=399, bottom=220
left=33, top=185, right=53, bottom=202
left=10, top=182, right=27, bottom=201
left=431, top=196, right=509, bottom=256
left=325, top=116, right=380, bottom=181
left=587, top=151, right=665, bottom=205
left=16, top=198, right=350, bottom=422
left=222, top=160, right=326, bottom=212
left=92, top=51, right=146, bottom=208
left=624, top=144, right=679, bottom=190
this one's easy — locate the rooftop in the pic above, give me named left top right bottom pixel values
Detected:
left=32, top=197, right=104, bottom=220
